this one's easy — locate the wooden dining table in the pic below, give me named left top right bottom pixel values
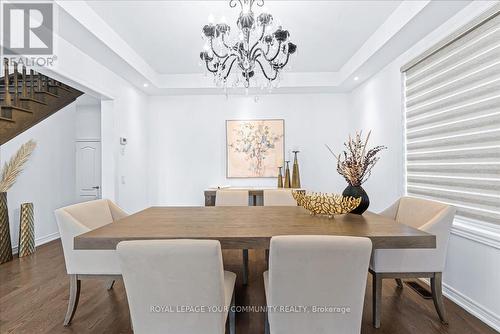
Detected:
left=74, top=206, right=436, bottom=250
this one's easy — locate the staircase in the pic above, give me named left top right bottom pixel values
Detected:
left=1, top=58, right=83, bottom=146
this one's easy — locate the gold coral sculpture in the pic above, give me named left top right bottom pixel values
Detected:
left=292, top=190, right=361, bottom=218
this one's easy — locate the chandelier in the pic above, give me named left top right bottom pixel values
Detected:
left=200, top=0, right=297, bottom=91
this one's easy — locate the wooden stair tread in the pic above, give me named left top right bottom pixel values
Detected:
left=0, top=116, right=15, bottom=123
left=1, top=105, right=33, bottom=115
left=48, top=84, right=73, bottom=92
left=36, top=91, right=59, bottom=98
left=20, top=97, right=48, bottom=105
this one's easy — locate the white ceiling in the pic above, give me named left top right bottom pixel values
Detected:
left=87, top=0, right=402, bottom=74
left=57, top=0, right=473, bottom=94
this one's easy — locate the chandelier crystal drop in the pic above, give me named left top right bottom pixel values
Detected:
left=200, top=0, right=297, bottom=90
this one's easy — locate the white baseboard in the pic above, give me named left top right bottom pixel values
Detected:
left=443, top=282, right=500, bottom=332
left=11, top=232, right=60, bottom=255
left=418, top=278, right=500, bottom=331
left=417, top=216, right=500, bottom=333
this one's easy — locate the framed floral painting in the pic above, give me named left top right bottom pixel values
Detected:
left=226, top=119, right=285, bottom=178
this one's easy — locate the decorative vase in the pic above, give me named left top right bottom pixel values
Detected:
left=277, top=167, right=283, bottom=188
left=284, top=161, right=291, bottom=188
left=291, top=150, right=301, bottom=188
left=18, top=203, right=35, bottom=258
left=0, top=192, right=13, bottom=264
left=342, top=185, right=369, bottom=215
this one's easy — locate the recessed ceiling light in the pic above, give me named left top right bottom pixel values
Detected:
left=143, top=83, right=149, bottom=88
left=354, top=76, right=359, bottom=81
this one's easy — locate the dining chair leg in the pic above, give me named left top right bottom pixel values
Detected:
left=229, top=292, right=236, bottom=334
left=105, top=279, right=115, bottom=290
left=64, top=274, right=81, bottom=326
left=242, top=249, right=249, bottom=285
left=431, top=272, right=448, bottom=324
left=265, top=249, right=269, bottom=269
left=395, top=278, right=403, bottom=288
left=264, top=310, right=270, bottom=334
left=372, top=273, right=382, bottom=328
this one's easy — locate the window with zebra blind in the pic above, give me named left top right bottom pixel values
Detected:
left=402, top=7, right=500, bottom=226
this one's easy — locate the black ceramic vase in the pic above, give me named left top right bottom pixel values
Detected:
left=342, top=185, right=369, bottom=215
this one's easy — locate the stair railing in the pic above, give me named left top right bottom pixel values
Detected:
left=13, top=62, right=19, bottom=106
left=30, top=69, right=35, bottom=99
left=37, top=72, right=42, bottom=91
left=21, top=65, right=28, bottom=99
left=3, top=58, right=12, bottom=107
left=2, top=57, right=71, bottom=109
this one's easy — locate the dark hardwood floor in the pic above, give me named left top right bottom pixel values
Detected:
left=0, top=240, right=496, bottom=334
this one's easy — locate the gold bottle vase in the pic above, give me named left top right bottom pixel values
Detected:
left=18, top=202, right=35, bottom=258
left=291, top=150, right=301, bottom=188
left=284, top=161, right=291, bottom=188
left=277, top=167, right=283, bottom=188
left=0, top=192, right=13, bottom=264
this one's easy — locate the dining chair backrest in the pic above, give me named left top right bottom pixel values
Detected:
left=263, top=189, right=297, bottom=206
left=215, top=189, right=249, bottom=206
left=268, top=235, right=372, bottom=334
left=379, top=196, right=456, bottom=271
left=54, top=199, right=128, bottom=274
left=117, top=239, right=227, bottom=334
left=396, top=197, right=452, bottom=229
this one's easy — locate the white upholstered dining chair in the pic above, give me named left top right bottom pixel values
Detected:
left=370, top=196, right=456, bottom=328
left=262, top=189, right=298, bottom=265
left=263, top=189, right=297, bottom=206
left=117, top=239, right=236, bottom=334
left=54, top=199, right=128, bottom=326
left=215, top=189, right=249, bottom=206
left=216, top=189, right=250, bottom=285
left=263, top=235, right=372, bottom=334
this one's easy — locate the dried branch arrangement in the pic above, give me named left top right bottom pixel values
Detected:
left=0, top=140, right=37, bottom=192
left=326, top=131, right=386, bottom=187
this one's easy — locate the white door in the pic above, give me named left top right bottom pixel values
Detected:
left=76, top=141, right=101, bottom=200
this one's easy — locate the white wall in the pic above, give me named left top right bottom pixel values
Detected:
left=148, top=93, right=354, bottom=205
left=350, top=66, right=405, bottom=212
left=0, top=104, right=77, bottom=252
left=47, top=9, right=150, bottom=213
left=75, top=101, right=101, bottom=140
left=0, top=6, right=151, bottom=252
left=349, top=2, right=500, bottom=331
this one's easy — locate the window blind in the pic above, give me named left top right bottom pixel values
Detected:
left=403, top=10, right=500, bottom=226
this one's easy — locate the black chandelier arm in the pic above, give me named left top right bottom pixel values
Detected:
left=220, top=53, right=238, bottom=70
left=272, top=50, right=291, bottom=70
left=237, top=45, right=247, bottom=63
left=250, top=0, right=264, bottom=8
left=250, top=25, right=266, bottom=56
left=221, top=35, right=233, bottom=50
left=251, top=46, right=264, bottom=59
left=252, top=40, right=281, bottom=62
left=210, top=39, right=230, bottom=59
left=223, top=58, right=238, bottom=80
left=255, top=57, right=278, bottom=81
left=205, top=60, right=219, bottom=74
left=229, top=0, right=242, bottom=9
left=268, top=41, right=282, bottom=61
left=230, top=0, right=264, bottom=10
